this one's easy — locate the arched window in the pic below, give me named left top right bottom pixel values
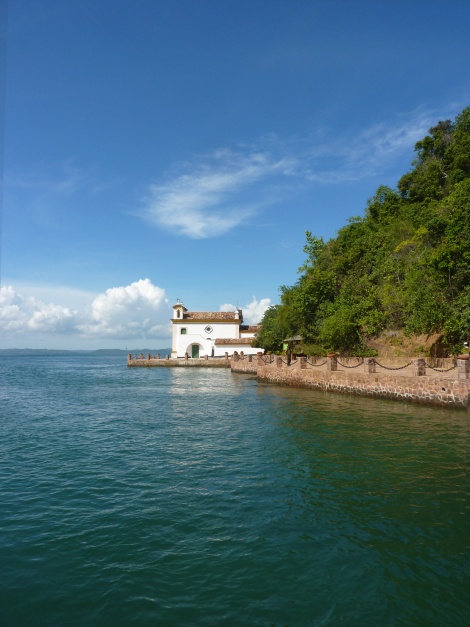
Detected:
left=176, top=309, right=181, bottom=318
left=181, top=328, right=187, bottom=335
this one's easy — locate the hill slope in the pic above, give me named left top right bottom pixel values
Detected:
left=257, top=107, right=470, bottom=356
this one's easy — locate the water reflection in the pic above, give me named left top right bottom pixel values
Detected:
left=253, top=378, right=468, bottom=624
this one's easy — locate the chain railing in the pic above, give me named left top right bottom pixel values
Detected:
left=424, top=362, right=457, bottom=372
left=372, top=359, right=412, bottom=370
left=259, top=355, right=274, bottom=365
left=306, top=358, right=327, bottom=367
left=336, top=358, right=364, bottom=369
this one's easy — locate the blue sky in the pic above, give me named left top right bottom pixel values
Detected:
left=1, top=0, right=469, bottom=349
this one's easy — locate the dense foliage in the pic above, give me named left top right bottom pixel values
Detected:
left=256, top=107, right=470, bottom=355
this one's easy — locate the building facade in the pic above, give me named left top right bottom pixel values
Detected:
left=171, top=301, right=263, bottom=358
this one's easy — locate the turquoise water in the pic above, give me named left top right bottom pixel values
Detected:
left=0, top=354, right=468, bottom=626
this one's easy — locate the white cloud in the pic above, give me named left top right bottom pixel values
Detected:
left=219, top=303, right=236, bottom=312
left=140, top=105, right=460, bottom=238
left=243, top=297, right=271, bottom=325
left=0, top=279, right=171, bottom=342
left=0, top=285, right=76, bottom=333
left=220, top=296, right=271, bottom=325
left=142, top=150, right=295, bottom=238
left=81, top=278, right=170, bottom=338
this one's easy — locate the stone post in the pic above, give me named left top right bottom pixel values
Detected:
left=248, top=354, right=252, bottom=363
left=457, top=358, right=470, bottom=380
left=233, top=352, right=239, bottom=362
left=364, top=358, right=376, bottom=373
left=147, top=353, right=151, bottom=360
left=412, top=358, right=426, bottom=376
left=276, top=356, right=282, bottom=368
left=140, top=353, right=144, bottom=359
left=165, top=354, right=169, bottom=360
left=185, top=352, right=189, bottom=361
left=205, top=354, right=208, bottom=360
left=258, top=354, right=264, bottom=366
left=300, top=357, right=307, bottom=369
left=157, top=353, right=160, bottom=359
left=225, top=352, right=229, bottom=362
left=128, top=353, right=132, bottom=364
left=327, top=356, right=337, bottom=372
left=240, top=351, right=244, bottom=358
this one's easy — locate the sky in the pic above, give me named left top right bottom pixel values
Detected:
left=1, top=0, right=469, bottom=349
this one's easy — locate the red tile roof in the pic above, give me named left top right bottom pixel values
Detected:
left=214, top=338, right=255, bottom=345
left=184, top=311, right=240, bottom=321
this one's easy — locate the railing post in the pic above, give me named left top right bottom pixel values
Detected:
left=300, top=357, right=307, bottom=369
left=457, top=358, right=470, bottom=380
left=413, top=358, right=426, bottom=376
left=327, top=355, right=337, bottom=372
left=364, top=358, right=376, bottom=373
left=276, top=356, right=282, bottom=368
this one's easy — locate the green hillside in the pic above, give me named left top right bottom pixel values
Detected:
left=256, top=107, right=470, bottom=357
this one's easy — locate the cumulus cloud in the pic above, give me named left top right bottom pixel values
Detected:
left=220, top=296, right=271, bottom=325
left=0, top=285, right=76, bottom=333
left=0, top=279, right=171, bottom=341
left=243, top=297, right=272, bottom=324
left=81, top=279, right=170, bottom=338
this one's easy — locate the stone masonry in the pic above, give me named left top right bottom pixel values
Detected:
left=233, top=355, right=469, bottom=409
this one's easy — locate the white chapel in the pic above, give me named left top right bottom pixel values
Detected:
left=171, top=301, right=263, bottom=358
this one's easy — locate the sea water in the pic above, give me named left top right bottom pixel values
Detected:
left=0, top=354, right=468, bottom=625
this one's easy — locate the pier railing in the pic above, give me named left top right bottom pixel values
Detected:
left=256, top=355, right=469, bottom=381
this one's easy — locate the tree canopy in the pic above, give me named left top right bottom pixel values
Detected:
left=256, top=107, right=470, bottom=355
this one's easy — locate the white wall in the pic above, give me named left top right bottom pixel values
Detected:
left=172, top=321, right=240, bottom=357
left=213, top=344, right=261, bottom=357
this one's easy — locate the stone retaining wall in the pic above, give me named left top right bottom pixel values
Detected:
left=128, top=354, right=230, bottom=368
left=230, top=353, right=258, bottom=374
left=127, top=351, right=469, bottom=407
left=255, top=360, right=469, bottom=408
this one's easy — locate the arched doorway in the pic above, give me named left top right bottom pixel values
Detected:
left=188, top=343, right=203, bottom=358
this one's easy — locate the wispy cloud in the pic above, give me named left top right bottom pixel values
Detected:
left=143, top=150, right=294, bottom=238
left=5, top=161, right=119, bottom=228
left=140, top=105, right=460, bottom=238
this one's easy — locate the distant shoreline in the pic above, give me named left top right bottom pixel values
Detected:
left=0, top=348, right=172, bottom=356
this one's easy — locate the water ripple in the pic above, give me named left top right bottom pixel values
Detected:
left=0, top=355, right=468, bottom=625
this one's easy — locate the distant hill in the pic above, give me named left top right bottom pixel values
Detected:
left=0, top=348, right=172, bottom=356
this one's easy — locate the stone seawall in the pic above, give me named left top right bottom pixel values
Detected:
left=257, top=364, right=468, bottom=408
left=230, top=355, right=258, bottom=374
left=128, top=355, right=230, bottom=368
left=128, top=352, right=469, bottom=407
left=231, top=355, right=470, bottom=409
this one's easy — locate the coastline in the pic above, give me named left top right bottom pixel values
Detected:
left=127, top=352, right=470, bottom=408
left=231, top=354, right=470, bottom=409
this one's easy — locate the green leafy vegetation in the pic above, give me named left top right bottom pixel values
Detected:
left=256, top=107, right=470, bottom=356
